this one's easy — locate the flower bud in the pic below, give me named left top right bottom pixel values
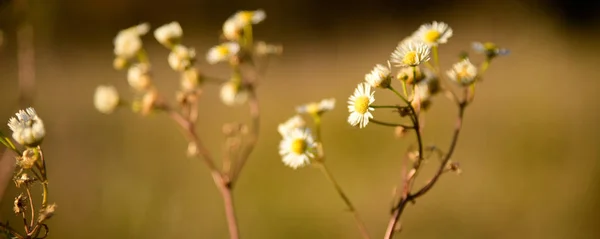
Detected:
left=7, top=107, right=45, bottom=147
left=94, top=85, right=120, bottom=114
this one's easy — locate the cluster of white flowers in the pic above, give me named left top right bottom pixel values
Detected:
left=7, top=108, right=45, bottom=147
left=278, top=98, right=335, bottom=169
left=222, top=9, right=266, bottom=41
left=113, top=23, right=150, bottom=61
left=347, top=21, right=494, bottom=128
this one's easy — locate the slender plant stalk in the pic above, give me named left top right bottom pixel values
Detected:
left=230, top=87, right=260, bottom=185
left=316, top=163, right=371, bottom=239
left=384, top=102, right=466, bottom=239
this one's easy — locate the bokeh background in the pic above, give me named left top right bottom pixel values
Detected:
left=0, top=0, right=600, bottom=238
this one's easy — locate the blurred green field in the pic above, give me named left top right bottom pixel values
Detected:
left=1, top=0, right=600, bottom=238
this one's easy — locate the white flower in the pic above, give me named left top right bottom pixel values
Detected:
left=412, top=21, right=453, bottom=46
left=220, top=81, right=249, bottom=106
left=472, top=42, right=510, bottom=58
left=127, top=63, right=152, bottom=91
left=279, top=128, right=315, bottom=169
left=222, top=10, right=266, bottom=41
left=94, top=85, right=120, bottom=114
left=113, top=23, right=150, bottom=59
left=347, top=83, right=375, bottom=128
left=168, top=45, right=196, bottom=71
left=206, top=42, right=240, bottom=64
left=446, top=58, right=478, bottom=85
left=7, top=108, right=45, bottom=147
left=278, top=115, right=306, bottom=136
left=390, top=40, right=431, bottom=67
left=365, top=64, right=392, bottom=88
left=154, top=21, right=183, bottom=47
left=296, top=98, right=336, bottom=116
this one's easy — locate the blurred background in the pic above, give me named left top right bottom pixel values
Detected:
left=0, top=0, right=600, bottom=238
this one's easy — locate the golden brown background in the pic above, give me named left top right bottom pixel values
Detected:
left=1, top=0, right=600, bottom=238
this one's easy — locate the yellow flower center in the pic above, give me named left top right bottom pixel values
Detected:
left=402, top=51, right=417, bottom=66
left=217, top=46, right=230, bottom=56
left=457, top=66, right=470, bottom=79
left=306, top=103, right=320, bottom=115
left=424, top=30, right=441, bottom=43
left=353, top=96, right=370, bottom=114
left=239, top=12, right=253, bottom=23
left=483, top=42, right=497, bottom=51
left=290, top=138, right=307, bottom=154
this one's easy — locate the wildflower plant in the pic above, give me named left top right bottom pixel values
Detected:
left=278, top=21, right=507, bottom=238
left=93, top=9, right=281, bottom=239
left=0, top=108, right=56, bottom=239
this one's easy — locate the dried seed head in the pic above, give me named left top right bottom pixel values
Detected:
left=13, top=193, right=27, bottom=215
left=38, top=203, right=57, bottom=223
left=18, top=148, right=39, bottom=169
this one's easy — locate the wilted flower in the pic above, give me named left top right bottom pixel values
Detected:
left=446, top=58, right=478, bottom=85
left=279, top=128, right=315, bottom=169
left=127, top=63, right=152, bottom=91
left=390, top=41, right=431, bottom=67
left=365, top=64, right=392, bottom=88
left=278, top=115, right=307, bottom=136
left=14, top=173, right=34, bottom=188
left=7, top=107, right=45, bottom=147
left=13, top=193, right=27, bottom=215
left=347, top=83, right=375, bottom=128
left=154, top=21, right=183, bottom=48
left=18, top=148, right=39, bottom=170
left=38, top=203, right=57, bottom=223
left=222, top=9, right=266, bottom=41
left=296, top=98, right=336, bottom=116
left=206, top=42, right=240, bottom=64
left=472, top=41, right=510, bottom=58
left=412, top=21, right=453, bottom=46
left=168, top=45, right=196, bottom=71
left=113, top=23, right=150, bottom=59
left=220, top=81, right=249, bottom=106
left=94, top=85, right=120, bottom=114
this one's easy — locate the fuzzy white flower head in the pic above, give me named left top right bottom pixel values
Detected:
left=206, top=42, right=240, bottom=65
left=168, top=45, right=196, bottom=71
left=390, top=40, right=431, bottom=67
left=347, top=83, right=375, bottom=128
left=220, top=81, right=249, bottom=106
left=278, top=115, right=307, bottom=136
left=279, top=128, right=316, bottom=169
left=154, top=21, right=183, bottom=47
left=296, top=98, right=336, bottom=116
left=365, top=63, right=392, bottom=88
left=7, top=108, right=45, bottom=147
left=222, top=10, right=266, bottom=41
left=446, top=58, right=478, bottom=85
left=413, top=21, right=453, bottom=46
left=127, top=63, right=152, bottom=91
left=113, top=23, right=150, bottom=59
left=94, top=85, right=120, bottom=115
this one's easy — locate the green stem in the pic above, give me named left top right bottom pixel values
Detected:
left=432, top=45, right=439, bottom=72
left=371, top=105, right=400, bottom=109
left=316, top=163, right=371, bottom=239
left=313, top=116, right=322, bottom=142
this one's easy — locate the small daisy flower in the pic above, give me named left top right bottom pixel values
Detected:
left=278, top=115, right=307, bottom=136
left=220, top=81, right=249, bottom=106
left=127, top=63, right=152, bottom=91
left=206, top=42, right=240, bottom=65
left=412, top=21, right=453, bottom=46
left=94, top=85, right=120, bottom=115
left=154, top=21, right=183, bottom=47
left=168, top=45, right=196, bottom=71
left=113, top=23, right=150, bottom=59
left=347, top=83, right=375, bottom=128
left=390, top=41, right=431, bottom=67
left=365, top=64, right=392, bottom=88
left=472, top=41, right=510, bottom=58
left=7, top=108, right=45, bottom=147
left=279, top=128, right=316, bottom=169
left=296, top=98, right=336, bottom=116
left=222, top=10, right=266, bottom=41
left=446, top=58, right=478, bottom=85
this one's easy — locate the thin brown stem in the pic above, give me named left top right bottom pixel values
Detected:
left=230, top=87, right=260, bottom=185
left=0, top=223, right=25, bottom=239
left=370, top=119, right=413, bottom=129
left=384, top=102, right=466, bottom=239
left=24, top=187, right=35, bottom=229
left=163, top=105, right=240, bottom=239
left=317, top=163, right=371, bottom=239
